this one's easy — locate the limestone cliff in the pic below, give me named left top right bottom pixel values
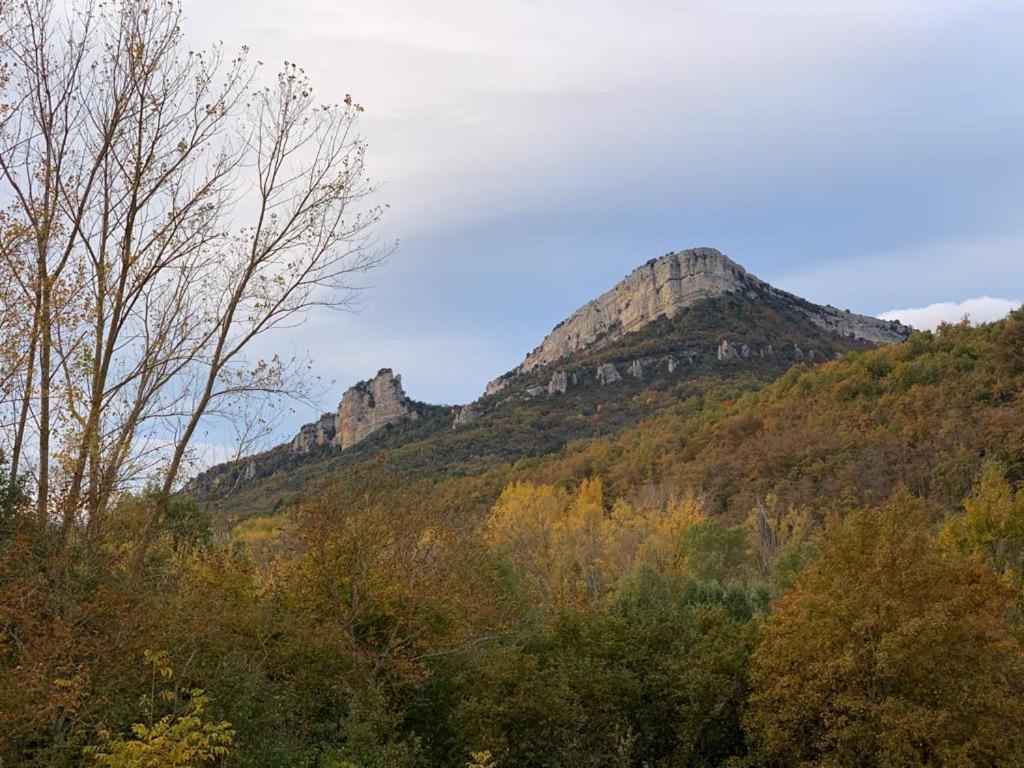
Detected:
left=485, top=247, right=910, bottom=395
left=336, top=368, right=416, bottom=450
left=290, top=369, right=417, bottom=454
left=292, top=412, right=337, bottom=454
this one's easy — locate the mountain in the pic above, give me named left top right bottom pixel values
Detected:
left=191, top=247, right=911, bottom=518
left=486, top=247, right=905, bottom=394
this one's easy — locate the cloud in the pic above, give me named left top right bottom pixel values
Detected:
left=879, top=296, right=1020, bottom=331
left=182, top=0, right=1024, bottom=236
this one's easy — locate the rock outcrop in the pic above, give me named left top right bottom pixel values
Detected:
left=292, top=422, right=317, bottom=453
left=718, top=340, right=752, bottom=361
left=548, top=370, right=577, bottom=395
left=336, top=369, right=416, bottom=450
left=597, top=363, right=622, bottom=385
left=484, top=247, right=911, bottom=395
left=315, top=413, right=337, bottom=445
left=453, top=404, right=479, bottom=428
left=515, top=248, right=749, bottom=375
left=292, top=412, right=340, bottom=453
left=484, top=377, right=509, bottom=397
left=292, top=369, right=417, bottom=454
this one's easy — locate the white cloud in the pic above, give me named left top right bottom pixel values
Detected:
left=879, top=296, right=1020, bottom=331
left=181, top=0, right=1013, bottom=236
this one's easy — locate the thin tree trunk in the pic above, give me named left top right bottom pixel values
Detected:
left=36, top=269, right=51, bottom=522
left=9, top=302, right=39, bottom=483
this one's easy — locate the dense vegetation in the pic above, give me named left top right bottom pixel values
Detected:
left=4, top=311, right=1024, bottom=766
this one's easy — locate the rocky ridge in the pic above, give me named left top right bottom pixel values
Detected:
left=290, top=248, right=912, bottom=445
left=485, top=247, right=908, bottom=396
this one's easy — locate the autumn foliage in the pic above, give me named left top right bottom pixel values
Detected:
left=1, top=0, right=1024, bottom=764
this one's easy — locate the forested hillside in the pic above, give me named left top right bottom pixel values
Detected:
left=518, top=307, right=1024, bottom=518
left=6, top=312, right=1024, bottom=767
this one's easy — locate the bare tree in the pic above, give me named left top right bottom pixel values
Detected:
left=0, top=0, right=389, bottom=537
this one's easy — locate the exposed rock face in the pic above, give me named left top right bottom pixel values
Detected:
left=717, top=340, right=752, bottom=360
left=718, top=340, right=740, bottom=361
left=484, top=247, right=911, bottom=395
left=484, top=377, right=509, bottom=397
left=315, top=413, right=336, bottom=445
left=515, top=248, right=747, bottom=376
left=453, top=404, right=479, bottom=429
left=292, top=412, right=338, bottom=454
left=630, top=357, right=661, bottom=378
left=802, top=308, right=907, bottom=345
left=292, top=422, right=317, bottom=453
left=336, top=369, right=416, bottom=450
left=597, top=363, right=622, bottom=385
left=548, top=370, right=577, bottom=395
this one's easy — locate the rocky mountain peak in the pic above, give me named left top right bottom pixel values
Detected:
left=525, top=247, right=748, bottom=371
left=485, top=247, right=910, bottom=395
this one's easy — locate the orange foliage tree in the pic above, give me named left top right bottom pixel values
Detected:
left=745, top=491, right=1024, bottom=766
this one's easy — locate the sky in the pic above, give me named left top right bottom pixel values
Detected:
left=182, top=0, right=1024, bottom=435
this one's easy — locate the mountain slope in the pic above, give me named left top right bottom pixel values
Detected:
left=516, top=308, right=1024, bottom=522
left=192, top=247, right=911, bottom=519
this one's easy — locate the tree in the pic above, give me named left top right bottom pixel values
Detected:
left=940, top=461, right=1024, bottom=586
left=0, top=0, right=388, bottom=538
left=86, top=651, right=234, bottom=767
left=484, top=481, right=569, bottom=603
left=745, top=491, right=1024, bottom=767
left=0, top=450, right=27, bottom=535
left=485, top=478, right=712, bottom=609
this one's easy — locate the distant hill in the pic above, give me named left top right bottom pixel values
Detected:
left=190, top=247, right=911, bottom=519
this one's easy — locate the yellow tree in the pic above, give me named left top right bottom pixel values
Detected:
left=86, top=652, right=234, bottom=768
left=559, top=476, right=607, bottom=602
left=745, top=491, right=1024, bottom=766
left=484, top=481, right=570, bottom=603
left=940, top=461, right=1024, bottom=585
left=485, top=478, right=710, bottom=608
